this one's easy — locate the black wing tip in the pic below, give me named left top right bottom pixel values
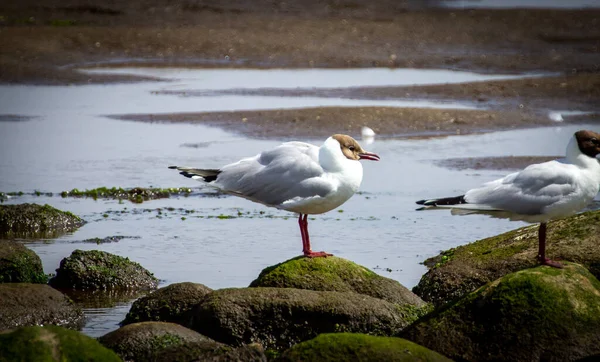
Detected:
left=416, top=195, right=467, bottom=207
left=168, top=166, right=178, bottom=169
left=179, top=171, right=196, bottom=179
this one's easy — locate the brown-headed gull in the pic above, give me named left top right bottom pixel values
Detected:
left=169, top=134, right=380, bottom=257
left=417, top=129, right=600, bottom=268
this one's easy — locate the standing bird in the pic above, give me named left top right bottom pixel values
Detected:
left=170, top=134, right=379, bottom=257
left=416, top=130, right=600, bottom=268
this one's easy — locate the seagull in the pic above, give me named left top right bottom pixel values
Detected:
left=416, top=130, right=600, bottom=268
left=169, top=134, right=380, bottom=257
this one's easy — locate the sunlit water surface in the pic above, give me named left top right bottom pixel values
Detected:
left=0, top=68, right=598, bottom=337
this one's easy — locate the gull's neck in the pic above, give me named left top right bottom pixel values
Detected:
left=319, top=137, right=349, bottom=172
left=566, top=135, right=600, bottom=173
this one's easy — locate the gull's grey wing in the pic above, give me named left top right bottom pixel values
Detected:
left=465, top=161, right=579, bottom=215
left=214, top=142, right=336, bottom=206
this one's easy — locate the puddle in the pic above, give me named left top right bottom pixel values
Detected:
left=1, top=69, right=599, bottom=338
left=80, top=67, right=528, bottom=90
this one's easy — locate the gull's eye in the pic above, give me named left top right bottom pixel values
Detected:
left=591, top=138, right=599, bottom=145
left=348, top=145, right=356, bottom=151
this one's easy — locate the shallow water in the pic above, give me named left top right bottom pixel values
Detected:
left=0, top=68, right=598, bottom=338
left=80, top=67, right=529, bottom=90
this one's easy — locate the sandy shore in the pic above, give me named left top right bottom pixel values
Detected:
left=1, top=0, right=599, bottom=137
left=114, top=107, right=552, bottom=139
left=2, top=1, right=599, bottom=84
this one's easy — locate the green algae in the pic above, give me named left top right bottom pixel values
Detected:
left=59, top=186, right=192, bottom=203
left=276, top=333, right=452, bottom=362
left=0, top=325, right=121, bottom=362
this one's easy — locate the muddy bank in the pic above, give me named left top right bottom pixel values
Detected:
left=114, top=107, right=553, bottom=139
left=435, top=155, right=561, bottom=171
left=186, top=73, right=600, bottom=114
left=0, top=0, right=599, bottom=84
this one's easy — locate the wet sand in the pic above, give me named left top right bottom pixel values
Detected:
left=114, top=107, right=551, bottom=139
left=1, top=1, right=599, bottom=138
left=189, top=73, right=600, bottom=113
left=434, top=156, right=561, bottom=171
left=1, top=1, right=599, bottom=84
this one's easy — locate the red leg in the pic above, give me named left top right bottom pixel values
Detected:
left=300, top=214, right=332, bottom=258
left=537, top=222, right=562, bottom=268
left=298, top=214, right=308, bottom=253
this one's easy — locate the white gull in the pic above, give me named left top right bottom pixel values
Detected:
left=170, top=134, right=380, bottom=257
left=416, top=129, right=600, bottom=268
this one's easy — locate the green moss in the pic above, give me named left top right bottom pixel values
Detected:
left=277, top=333, right=452, bottom=362
left=0, top=325, right=121, bottom=361
left=250, top=256, right=425, bottom=306
left=252, top=256, right=379, bottom=289
left=403, top=263, right=600, bottom=361
left=59, top=186, right=192, bottom=203
left=149, top=333, right=183, bottom=349
left=0, top=240, right=47, bottom=283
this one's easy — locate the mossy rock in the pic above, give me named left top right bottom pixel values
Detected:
left=413, top=210, right=600, bottom=307
left=402, top=263, right=600, bottom=362
left=184, top=287, right=426, bottom=352
left=122, top=282, right=212, bottom=326
left=0, top=283, right=84, bottom=330
left=0, top=240, right=47, bottom=283
left=0, top=203, right=85, bottom=238
left=0, top=325, right=121, bottom=361
left=276, top=333, right=453, bottom=362
left=153, top=341, right=266, bottom=362
left=250, top=256, right=425, bottom=306
left=98, top=321, right=213, bottom=362
left=49, top=249, right=158, bottom=290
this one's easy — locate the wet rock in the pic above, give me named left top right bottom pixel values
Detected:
left=122, top=282, right=212, bottom=326
left=0, top=240, right=47, bottom=283
left=0, top=325, right=121, bottom=361
left=49, top=249, right=158, bottom=290
left=276, top=333, right=452, bottom=362
left=98, top=321, right=213, bottom=362
left=0, top=203, right=85, bottom=238
left=64, top=289, right=147, bottom=309
left=184, top=287, right=423, bottom=352
left=402, top=263, right=600, bottom=362
left=0, top=283, right=84, bottom=330
left=413, top=210, right=600, bottom=307
left=154, top=341, right=266, bottom=362
left=250, top=256, right=425, bottom=306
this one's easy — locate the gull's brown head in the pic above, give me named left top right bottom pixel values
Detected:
left=332, top=134, right=380, bottom=161
left=575, top=130, right=600, bottom=159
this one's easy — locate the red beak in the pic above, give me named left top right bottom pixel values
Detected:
left=358, top=152, right=380, bottom=161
